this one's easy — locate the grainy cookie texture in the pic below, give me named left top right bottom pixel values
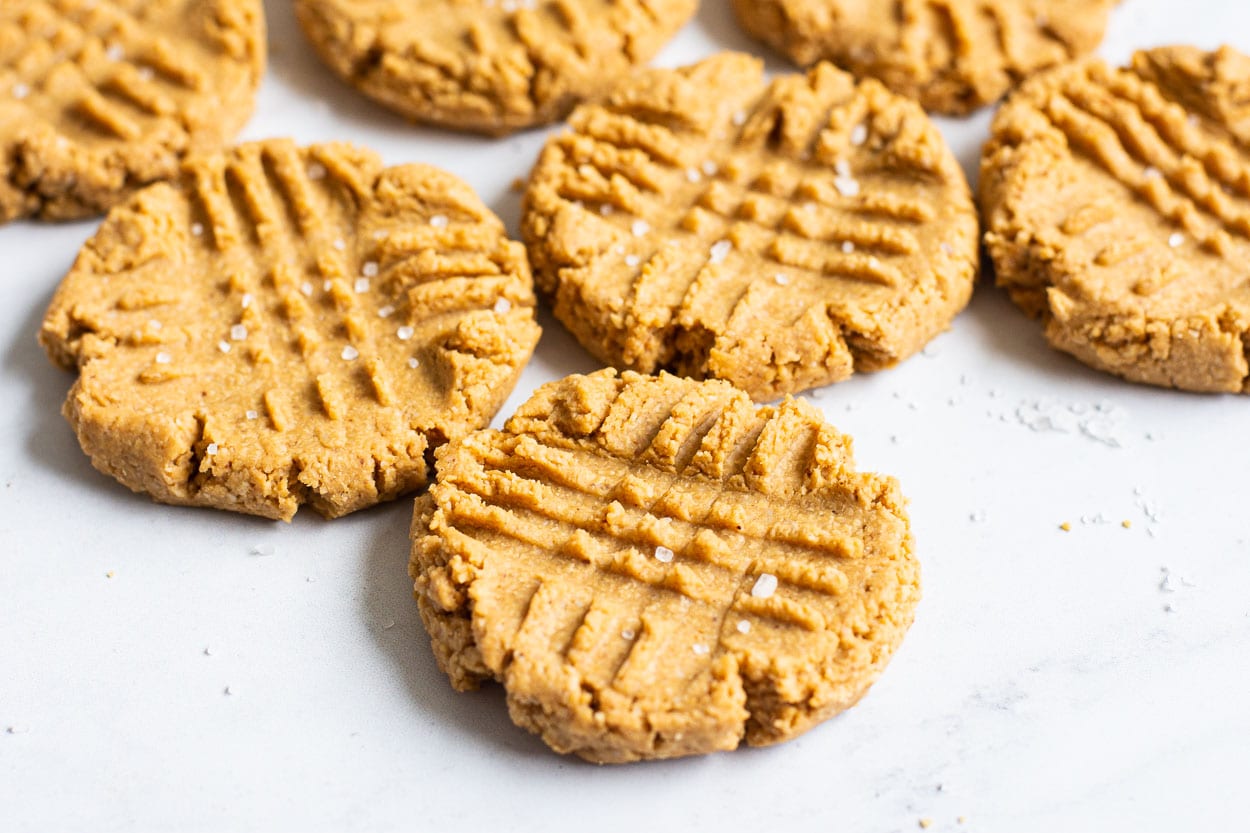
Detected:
left=1, top=0, right=265, bottom=223
left=293, top=0, right=697, bottom=135
left=40, top=140, right=541, bottom=520
left=982, top=46, right=1250, bottom=393
left=731, top=0, right=1115, bottom=115
left=410, top=369, right=919, bottom=763
left=523, top=53, right=978, bottom=401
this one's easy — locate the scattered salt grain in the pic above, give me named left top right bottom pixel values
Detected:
left=11, top=82, right=29, bottom=100
left=701, top=160, right=719, bottom=177
left=709, top=239, right=732, bottom=264
left=362, top=261, right=379, bottom=278
left=205, top=443, right=218, bottom=456
left=631, top=219, right=651, bottom=236
left=654, top=545, right=674, bottom=563
left=407, top=358, right=420, bottom=369
left=850, top=123, right=869, bottom=146
left=1168, top=232, right=1184, bottom=248
left=241, top=293, right=252, bottom=309
left=332, top=239, right=346, bottom=251
left=493, top=298, right=512, bottom=314
left=378, top=305, right=395, bottom=319
left=396, top=326, right=414, bottom=341
left=354, top=278, right=370, bottom=293
left=191, top=223, right=204, bottom=237
left=621, top=629, right=635, bottom=640
left=300, top=281, right=313, bottom=297
left=307, top=162, right=326, bottom=180
left=774, top=273, right=790, bottom=286
left=751, top=573, right=778, bottom=599
left=736, top=620, right=751, bottom=634
left=218, top=341, right=231, bottom=354
left=105, top=43, right=124, bottom=61
left=429, top=214, right=449, bottom=228
left=230, top=324, right=247, bottom=341
left=245, top=410, right=258, bottom=420
left=341, top=345, right=359, bottom=361
left=599, top=204, right=614, bottom=216
left=692, top=644, right=710, bottom=656
left=685, top=167, right=702, bottom=183
left=154, top=351, right=171, bottom=364
left=1143, top=166, right=1162, bottom=180
left=841, top=241, right=855, bottom=254
left=834, top=175, right=861, bottom=197
left=625, top=254, right=641, bottom=267
left=732, top=110, right=747, bottom=126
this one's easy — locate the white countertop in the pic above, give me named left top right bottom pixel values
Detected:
left=2, top=1, right=1248, bottom=830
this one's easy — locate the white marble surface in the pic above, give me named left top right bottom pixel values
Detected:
left=2, top=1, right=1249, bottom=830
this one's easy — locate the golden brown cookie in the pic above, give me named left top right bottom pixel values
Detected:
left=40, top=139, right=541, bottom=520
left=731, top=0, right=1115, bottom=115
left=982, top=46, right=1250, bottom=393
left=410, top=369, right=919, bottom=763
left=522, top=53, right=978, bottom=402
left=292, top=0, right=697, bottom=136
left=1, top=0, right=265, bottom=223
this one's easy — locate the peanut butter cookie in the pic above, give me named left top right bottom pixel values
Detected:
left=1, top=0, right=265, bottom=223
left=982, top=46, right=1250, bottom=393
left=410, top=369, right=919, bottom=763
left=522, top=53, right=978, bottom=402
left=293, top=0, right=697, bottom=136
left=40, top=140, right=541, bottom=520
left=731, top=0, right=1115, bottom=115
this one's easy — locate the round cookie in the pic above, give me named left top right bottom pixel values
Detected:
left=40, top=139, right=541, bottom=520
left=292, top=0, right=697, bottom=136
left=410, top=369, right=920, bottom=763
left=522, top=53, right=978, bottom=401
left=982, top=46, right=1250, bottom=394
left=1, top=0, right=265, bottom=223
left=731, top=0, right=1116, bottom=115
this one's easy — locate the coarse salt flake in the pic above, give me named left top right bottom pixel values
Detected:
left=732, top=110, right=747, bottom=126
left=230, top=324, right=247, bottom=341
left=654, top=545, right=674, bottom=563
left=692, top=644, right=710, bottom=656
left=245, top=410, right=258, bottom=420
left=362, top=261, right=379, bottom=278
left=701, top=160, right=719, bottom=177
left=407, top=357, right=420, bottom=369
left=625, top=254, right=641, bottom=267
left=621, top=629, right=635, bottom=640
left=378, top=305, right=395, bottom=319
left=835, top=159, right=852, bottom=177
left=751, top=573, right=778, bottom=599
left=850, top=123, right=869, bottom=146
left=685, top=167, right=701, bottom=183
left=835, top=175, right=861, bottom=197
left=341, top=345, right=359, bottom=361
left=493, top=298, right=512, bottom=314
left=774, top=273, right=790, bottom=286
left=736, top=620, right=751, bottom=634
left=599, top=204, right=614, bottom=216
left=709, top=239, right=732, bottom=264
left=154, top=351, right=171, bottom=364
left=300, top=281, right=313, bottom=297
left=218, top=341, right=231, bottom=354
left=12, top=82, right=29, bottom=100
left=205, top=443, right=218, bottom=455
left=1168, top=232, right=1184, bottom=248
left=241, top=293, right=252, bottom=309
left=396, top=326, right=414, bottom=341
left=841, top=241, right=855, bottom=254
left=631, top=219, right=651, bottom=237
left=332, top=239, right=346, bottom=251
left=190, top=223, right=204, bottom=237
left=105, top=43, right=124, bottom=61
left=354, top=278, right=370, bottom=293
left=429, top=214, right=448, bottom=228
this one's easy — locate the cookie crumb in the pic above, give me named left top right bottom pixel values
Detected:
left=105, top=570, right=115, bottom=579
left=751, top=573, right=778, bottom=598
left=223, top=685, right=234, bottom=696
left=203, top=647, right=213, bottom=656
left=957, top=817, right=968, bottom=825
left=307, top=162, right=327, bottom=181
left=919, top=819, right=933, bottom=829
left=1060, top=522, right=1072, bottom=532
left=654, top=545, right=674, bottom=563
left=1121, top=519, right=1132, bottom=529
